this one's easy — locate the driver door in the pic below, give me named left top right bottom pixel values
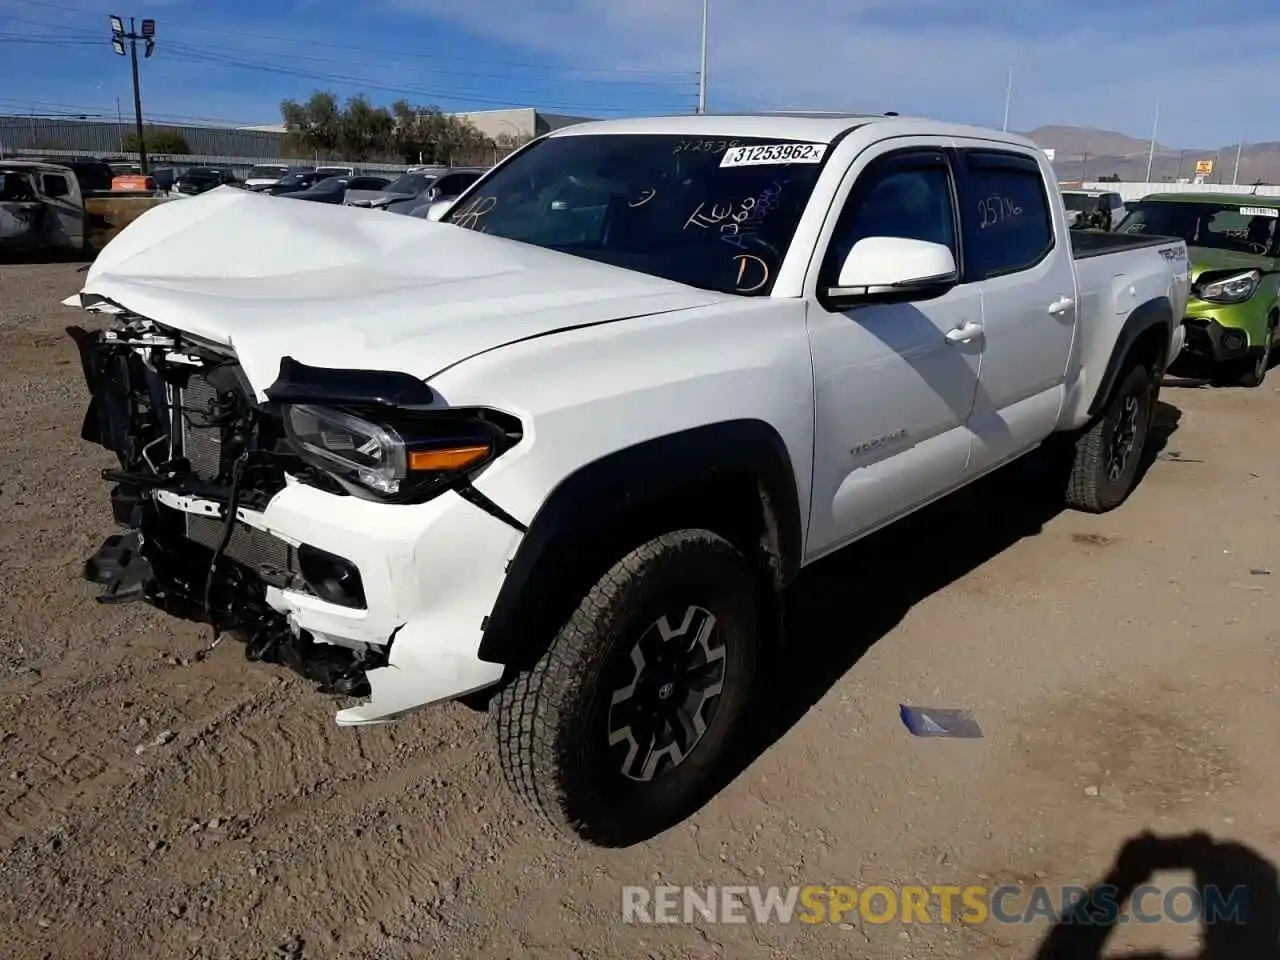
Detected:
left=806, top=145, right=983, bottom=558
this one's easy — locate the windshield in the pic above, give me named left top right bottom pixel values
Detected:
left=385, top=173, right=434, bottom=194
left=1116, top=201, right=1280, bottom=257
left=443, top=133, right=829, bottom=296
left=1061, top=193, right=1100, bottom=212
left=248, top=165, right=287, bottom=179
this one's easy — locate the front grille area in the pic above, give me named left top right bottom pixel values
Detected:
left=180, top=374, right=224, bottom=480
left=186, top=514, right=300, bottom=588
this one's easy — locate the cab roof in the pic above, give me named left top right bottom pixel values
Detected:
left=546, top=113, right=1041, bottom=151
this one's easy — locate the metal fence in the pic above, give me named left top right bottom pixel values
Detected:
left=0, top=116, right=518, bottom=176
left=0, top=116, right=287, bottom=158
left=9, top=147, right=418, bottom=180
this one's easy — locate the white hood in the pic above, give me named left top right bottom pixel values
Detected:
left=77, top=186, right=728, bottom=395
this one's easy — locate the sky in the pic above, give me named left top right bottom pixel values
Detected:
left=1, top=0, right=1278, bottom=147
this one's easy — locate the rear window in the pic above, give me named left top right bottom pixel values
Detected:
left=385, top=173, right=434, bottom=194
left=1061, top=193, right=1101, bottom=212
left=248, top=165, right=287, bottom=179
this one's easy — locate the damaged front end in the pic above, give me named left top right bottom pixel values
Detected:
left=68, top=307, right=385, bottom=698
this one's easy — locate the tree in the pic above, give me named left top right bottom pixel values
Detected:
left=1097, top=173, right=1121, bottom=182
left=280, top=91, right=494, bottom=163
left=122, top=127, right=190, bottom=155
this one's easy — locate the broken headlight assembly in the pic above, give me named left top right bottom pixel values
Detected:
left=281, top=403, right=520, bottom=502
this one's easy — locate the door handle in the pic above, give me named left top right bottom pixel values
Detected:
left=944, top=321, right=983, bottom=345
left=1048, top=296, right=1075, bottom=315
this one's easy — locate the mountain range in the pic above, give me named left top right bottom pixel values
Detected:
left=1024, top=125, right=1280, bottom=186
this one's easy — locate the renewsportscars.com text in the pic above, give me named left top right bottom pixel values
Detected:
left=622, top=884, right=1249, bottom=926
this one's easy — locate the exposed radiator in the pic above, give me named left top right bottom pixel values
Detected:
left=185, top=514, right=299, bottom=586
left=177, top=374, right=301, bottom=588
left=179, top=374, right=224, bottom=481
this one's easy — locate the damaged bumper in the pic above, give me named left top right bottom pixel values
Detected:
left=69, top=315, right=521, bottom=724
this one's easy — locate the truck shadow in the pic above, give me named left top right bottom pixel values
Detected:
left=1032, top=830, right=1279, bottom=960
left=715, top=399, right=1181, bottom=801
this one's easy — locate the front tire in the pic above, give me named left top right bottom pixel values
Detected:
left=1237, top=319, right=1275, bottom=388
left=492, top=529, right=762, bottom=846
left=1062, top=363, right=1155, bottom=514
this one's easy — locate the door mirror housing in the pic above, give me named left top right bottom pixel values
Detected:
left=824, top=236, right=958, bottom=309
left=424, top=199, right=452, bottom=222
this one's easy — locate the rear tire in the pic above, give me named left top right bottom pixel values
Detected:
left=491, top=529, right=762, bottom=847
left=1062, top=363, right=1155, bottom=514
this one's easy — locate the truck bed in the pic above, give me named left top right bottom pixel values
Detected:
left=1071, top=230, right=1182, bottom=260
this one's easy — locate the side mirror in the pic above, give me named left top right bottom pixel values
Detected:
left=824, top=236, right=958, bottom=309
left=424, top=200, right=452, bottom=222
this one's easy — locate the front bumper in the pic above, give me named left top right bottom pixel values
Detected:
left=70, top=320, right=521, bottom=724
left=1181, top=315, right=1253, bottom=362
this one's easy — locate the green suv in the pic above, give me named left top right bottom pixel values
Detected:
left=1115, top=193, right=1279, bottom=386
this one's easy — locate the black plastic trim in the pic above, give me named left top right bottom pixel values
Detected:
left=264, top=356, right=435, bottom=409
left=476, top=419, right=802, bottom=666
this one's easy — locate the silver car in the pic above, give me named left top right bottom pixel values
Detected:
left=344, top=169, right=445, bottom=210
left=401, top=168, right=487, bottom=217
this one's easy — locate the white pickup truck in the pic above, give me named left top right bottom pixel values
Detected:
left=66, top=114, right=1189, bottom=846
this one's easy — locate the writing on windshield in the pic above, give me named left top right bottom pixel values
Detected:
left=443, top=133, right=830, bottom=296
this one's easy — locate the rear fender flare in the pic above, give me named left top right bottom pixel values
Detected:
left=1088, top=296, right=1173, bottom=417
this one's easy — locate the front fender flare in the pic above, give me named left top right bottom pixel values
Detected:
left=477, top=419, right=803, bottom=667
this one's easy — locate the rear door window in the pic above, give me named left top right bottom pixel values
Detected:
left=957, top=151, right=1054, bottom=279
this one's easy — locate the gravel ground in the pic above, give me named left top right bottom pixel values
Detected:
left=0, top=260, right=1277, bottom=960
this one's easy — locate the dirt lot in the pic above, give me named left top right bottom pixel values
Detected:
left=0, top=261, right=1277, bottom=960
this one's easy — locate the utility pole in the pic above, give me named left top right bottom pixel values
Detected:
left=1001, top=66, right=1013, bottom=132
left=697, top=0, right=709, bottom=114
left=109, top=15, right=156, bottom=174
left=1144, top=100, right=1160, bottom=183
left=1232, top=140, right=1244, bottom=185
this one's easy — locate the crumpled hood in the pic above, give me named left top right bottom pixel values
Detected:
left=76, top=186, right=728, bottom=396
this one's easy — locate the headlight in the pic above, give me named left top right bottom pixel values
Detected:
left=1196, top=270, right=1260, bottom=304
left=281, top=403, right=514, bottom=501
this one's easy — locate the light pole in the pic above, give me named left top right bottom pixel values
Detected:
left=1001, top=66, right=1013, bottom=132
left=1144, top=100, right=1160, bottom=183
left=109, top=15, right=156, bottom=174
left=1232, top=140, right=1244, bottom=185
left=697, top=0, right=709, bottom=114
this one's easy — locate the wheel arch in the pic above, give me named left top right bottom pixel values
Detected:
left=1088, top=295, right=1173, bottom=417
left=476, top=419, right=804, bottom=671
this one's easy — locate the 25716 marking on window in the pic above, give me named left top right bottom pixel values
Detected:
left=720, top=143, right=827, bottom=168
left=1239, top=206, right=1278, bottom=218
